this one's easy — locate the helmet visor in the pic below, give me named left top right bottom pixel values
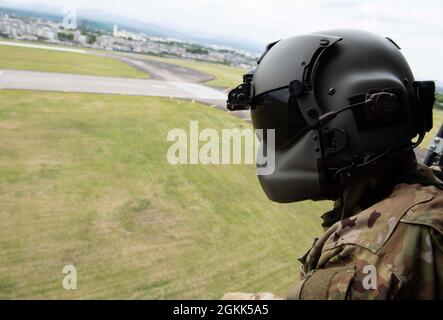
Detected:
left=251, top=88, right=307, bottom=149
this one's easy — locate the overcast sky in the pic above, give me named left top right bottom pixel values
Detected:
left=3, top=0, right=443, bottom=80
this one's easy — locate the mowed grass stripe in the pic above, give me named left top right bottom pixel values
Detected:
left=0, top=45, right=148, bottom=78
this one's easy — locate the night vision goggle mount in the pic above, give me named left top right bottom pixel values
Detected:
left=226, top=40, right=282, bottom=111
left=226, top=72, right=254, bottom=111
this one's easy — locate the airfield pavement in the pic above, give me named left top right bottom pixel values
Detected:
left=0, top=42, right=251, bottom=120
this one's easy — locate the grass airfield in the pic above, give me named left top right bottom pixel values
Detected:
left=0, top=90, right=326, bottom=299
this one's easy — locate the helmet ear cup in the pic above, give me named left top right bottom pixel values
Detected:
left=364, top=91, right=398, bottom=123
left=413, top=81, right=435, bottom=133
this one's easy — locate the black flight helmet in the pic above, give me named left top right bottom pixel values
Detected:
left=227, top=29, right=435, bottom=203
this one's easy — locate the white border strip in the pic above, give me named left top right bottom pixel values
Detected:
left=0, top=41, right=86, bottom=54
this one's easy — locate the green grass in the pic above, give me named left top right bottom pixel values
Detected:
left=0, top=44, right=148, bottom=78
left=0, top=90, right=327, bottom=299
left=112, top=51, right=246, bottom=89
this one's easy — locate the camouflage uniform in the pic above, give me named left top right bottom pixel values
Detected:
left=221, top=154, right=443, bottom=300
left=288, top=163, right=443, bottom=300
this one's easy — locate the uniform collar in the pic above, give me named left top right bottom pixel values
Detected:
left=321, top=151, right=420, bottom=229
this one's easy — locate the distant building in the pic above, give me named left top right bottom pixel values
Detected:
left=97, top=35, right=115, bottom=50
left=210, top=52, right=225, bottom=63
left=113, top=24, right=143, bottom=41
left=73, top=31, right=87, bottom=45
left=0, top=13, right=258, bottom=67
left=44, top=30, right=56, bottom=41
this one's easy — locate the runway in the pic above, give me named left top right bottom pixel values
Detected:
left=0, top=45, right=250, bottom=120
left=0, top=69, right=225, bottom=99
left=0, top=70, right=427, bottom=157
left=107, top=53, right=214, bottom=83
left=0, top=68, right=250, bottom=120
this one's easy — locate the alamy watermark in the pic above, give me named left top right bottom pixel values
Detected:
left=166, top=121, right=275, bottom=175
left=362, top=264, right=377, bottom=290
left=361, top=5, right=378, bottom=31
left=62, top=264, right=77, bottom=290
left=62, top=5, right=77, bottom=29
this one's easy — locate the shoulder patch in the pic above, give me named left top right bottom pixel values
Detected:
left=400, top=185, right=443, bottom=235
left=323, top=184, right=434, bottom=253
